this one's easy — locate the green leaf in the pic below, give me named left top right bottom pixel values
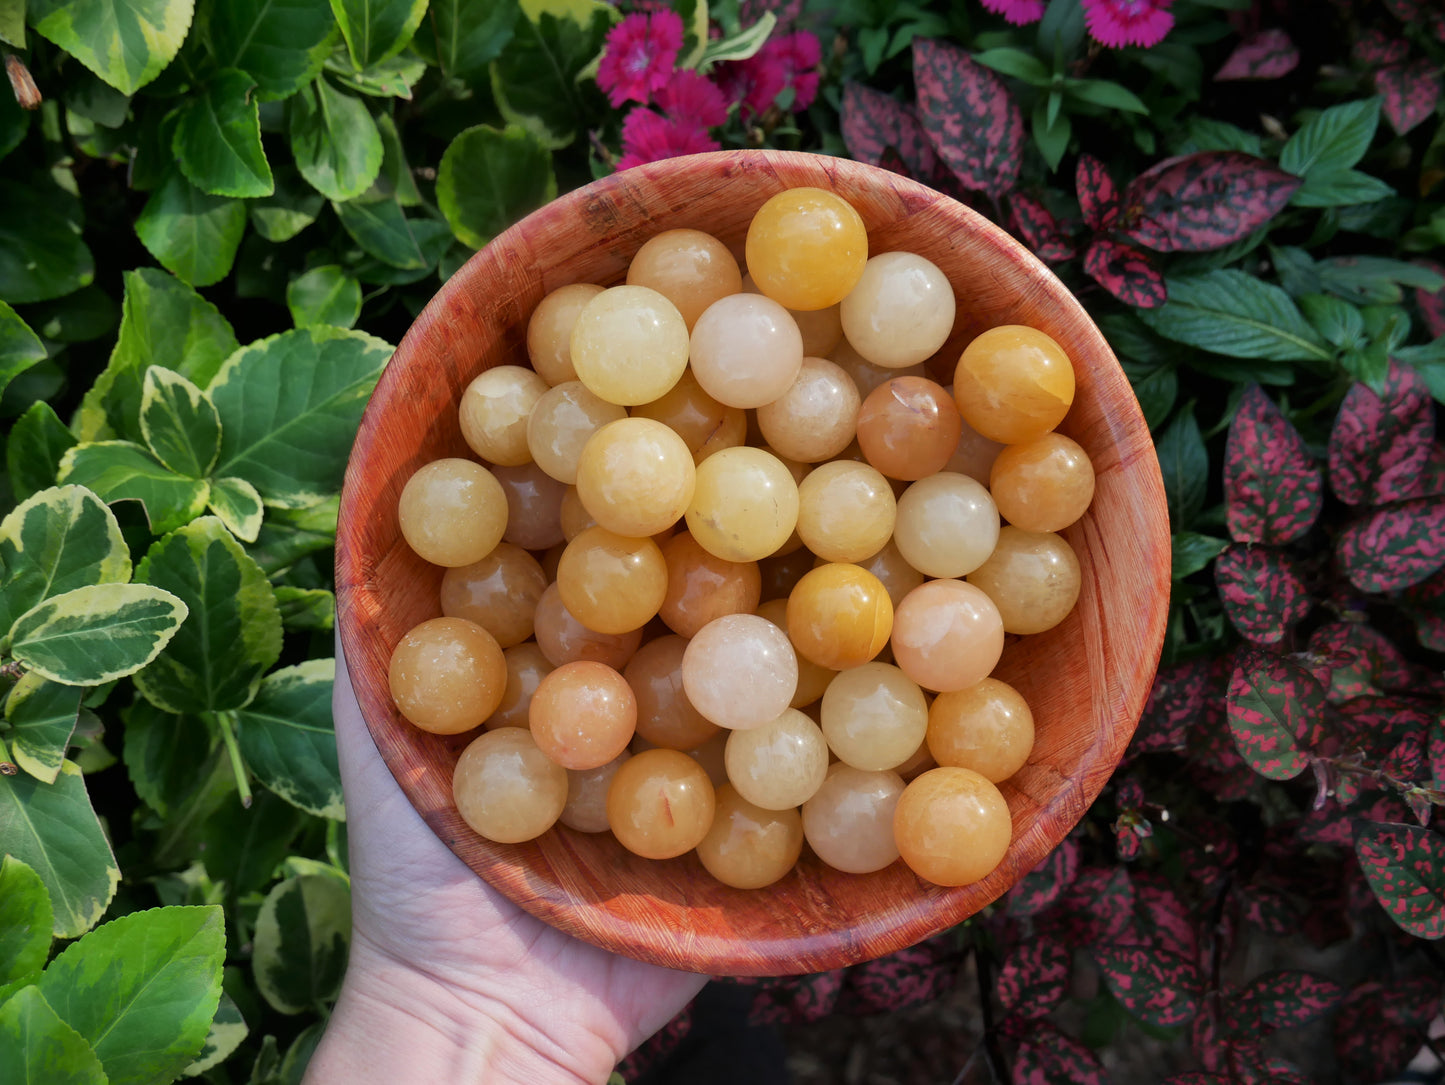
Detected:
left=173, top=69, right=275, bottom=198
left=5, top=672, right=81, bottom=783
left=0, top=0, right=25, bottom=45
left=1300, top=293, right=1363, bottom=349
left=0, top=484, right=131, bottom=637
left=247, top=496, right=337, bottom=575
left=9, top=583, right=189, bottom=685
left=1172, top=531, right=1228, bottom=580
left=698, top=9, right=772, bottom=66
left=76, top=268, right=239, bottom=443
left=135, top=170, right=248, bottom=288
left=1156, top=403, right=1207, bottom=530
left=57, top=441, right=211, bottom=534
left=1279, top=98, right=1380, bottom=178
left=184, top=991, right=248, bottom=1076
left=972, top=47, right=1049, bottom=85
left=1066, top=77, right=1148, bottom=114
left=208, top=475, right=265, bottom=542
left=286, top=265, right=362, bottom=329
left=0, top=301, right=46, bottom=403
left=1316, top=256, right=1443, bottom=306
left=6, top=402, right=76, bottom=502
left=133, top=517, right=282, bottom=713
left=274, top=586, right=334, bottom=630
left=0, top=759, right=119, bottom=937
left=1292, top=168, right=1395, bottom=208
left=140, top=366, right=223, bottom=478
left=420, top=0, right=518, bottom=79
left=37, top=905, right=225, bottom=1085
left=489, top=0, right=615, bottom=148
left=0, top=178, right=94, bottom=305
left=288, top=78, right=383, bottom=201
left=327, top=49, right=427, bottom=98
left=0, top=856, right=52, bottom=985
left=437, top=124, right=556, bottom=249
left=329, top=0, right=428, bottom=68
left=1138, top=270, right=1334, bottom=363
left=27, top=0, right=194, bottom=95
left=120, top=700, right=211, bottom=817
left=208, top=326, right=393, bottom=507
left=333, top=195, right=432, bottom=268
left=249, top=165, right=326, bottom=242
left=372, top=112, right=421, bottom=205
left=1031, top=94, right=1070, bottom=173
left=204, top=0, right=336, bottom=100
left=236, top=658, right=343, bottom=818
left=24, top=285, right=121, bottom=344
left=0, top=986, right=107, bottom=1085
left=200, top=789, right=308, bottom=895
left=252, top=873, right=350, bottom=1014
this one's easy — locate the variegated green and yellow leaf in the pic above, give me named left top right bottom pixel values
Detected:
left=8, top=583, right=188, bottom=686
left=140, top=366, right=222, bottom=479
left=252, top=872, right=350, bottom=1014
left=207, top=475, right=264, bottom=542
left=4, top=671, right=82, bottom=784
left=236, top=659, right=343, bottom=819
left=0, top=855, right=53, bottom=986
left=58, top=441, right=211, bottom=534
left=27, top=0, right=196, bottom=96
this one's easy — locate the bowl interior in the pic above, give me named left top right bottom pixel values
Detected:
left=335, top=150, right=1170, bottom=976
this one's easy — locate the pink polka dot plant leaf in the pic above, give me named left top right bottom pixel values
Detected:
left=1130, top=656, right=1222, bottom=758
left=1336, top=497, right=1445, bottom=594
left=1214, top=544, right=1312, bottom=646
left=1351, top=27, right=1410, bottom=67
left=1400, top=567, right=1445, bottom=651
left=1377, top=59, right=1441, bottom=136
left=1226, top=648, right=1326, bottom=782
left=1129, top=875, right=1197, bottom=960
left=994, top=936, right=1071, bottom=1019
left=1327, top=360, right=1436, bottom=507
left=1224, top=383, right=1323, bottom=546
left=1306, top=620, right=1420, bottom=702
left=1010, top=1020, right=1106, bottom=1085
left=1429, top=713, right=1445, bottom=791
left=1092, top=944, right=1202, bottom=1028
left=838, top=82, right=938, bottom=181
left=1118, top=152, right=1301, bottom=254
left=1083, top=237, right=1167, bottom=309
left=1038, top=864, right=1135, bottom=946
left=1332, top=976, right=1445, bottom=1082
left=1213, top=28, right=1300, bottom=81
left=911, top=38, right=1024, bottom=200
left=1007, top=192, right=1076, bottom=263
left=1353, top=820, right=1445, bottom=939
left=1004, top=834, right=1080, bottom=918
left=1223, top=970, right=1344, bottom=1039
left=1075, top=153, right=1120, bottom=231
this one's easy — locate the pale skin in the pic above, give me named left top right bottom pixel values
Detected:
left=304, top=640, right=707, bottom=1085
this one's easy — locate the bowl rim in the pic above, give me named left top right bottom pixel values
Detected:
left=336, top=148, right=1170, bottom=976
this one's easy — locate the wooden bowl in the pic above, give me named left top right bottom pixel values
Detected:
left=335, top=150, right=1169, bottom=977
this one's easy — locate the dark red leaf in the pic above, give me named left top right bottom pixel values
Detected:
left=1005, top=835, right=1081, bottom=917
left=1226, top=649, right=1327, bottom=780
left=1236, top=884, right=1299, bottom=936
left=1042, top=865, right=1135, bottom=945
left=912, top=38, right=1024, bottom=198
left=1224, top=384, right=1323, bottom=545
left=1008, top=192, right=1076, bottom=263
left=1094, top=945, right=1202, bottom=1028
left=1214, top=29, right=1300, bottom=80
left=1414, top=259, right=1445, bottom=339
left=1419, top=443, right=1445, bottom=499
left=1307, top=620, right=1419, bottom=702
left=996, top=937, right=1071, bottom=1019
left=1336, top=694, right=1436, bottom=762
left=1337, top=498, right=1445, bottom=594
left=839, top=932, right=959, bottom=1014
left=1333, top=977, right=1444, bottom=1082
left=1131, top=874, right=1198, bottom=961
left=840, top=81, right=940, bottom=180
left=745, top=968, right=844, bottom=1025
left=1302, top=793, right=1412, bottom=847
left=1233, top=970, right=1344, bottom=1034
left=1121, top=152, right=1301, bottom=253
left=1132, top=657, right=1217, bottom=756
left=1215, top=545, right=1313, bottom=645
left=1352, top=27, right=1409, bottom=66
left=1377, top=60, right=1441, bottom=136
left=1011, top=1021, right=1105, bottom=1085
left=1075, top=154, right=1119, bottom=230
left=1354, top=820, right=1445, bottom=938
left=1328, top=361, right=1437, bottom=506
left=1083, top=238, right=1166, bottom=308
left=1400, top=568, right=1445, bottom=651
left=1191, top=1009, right=1230, bottom=1073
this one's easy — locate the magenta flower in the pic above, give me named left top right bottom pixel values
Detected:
left=596, top=10, right=685, bottom=108
left=616, top=107, right=720, bottom=171
left=656, top=70, right=729, bottom=129
left=1081, top=0, right=1174, bottom=48
left=768, top=31, right=823, bottom=111
left=713, top=55, right=787, bottom=117
left=714, top=29, right=822, bottom=117
left=979, top=0, right=1046, bottom=25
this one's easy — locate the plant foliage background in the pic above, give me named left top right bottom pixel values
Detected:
left=0, top=0, right=1443, bottom=1080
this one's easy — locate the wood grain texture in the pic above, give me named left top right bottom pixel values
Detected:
left=335, top=150, right=1170, bottom=976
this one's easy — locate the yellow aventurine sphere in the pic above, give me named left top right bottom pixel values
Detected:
left=570, top=285, right=690, bottom=406
left=745, top=188, right=869, bottom=311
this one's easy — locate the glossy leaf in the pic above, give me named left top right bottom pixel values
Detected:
left=9, top=583, right=188, bottom=686
left=120, top=700, right=212, bottom=818
left=996, top=937, right=1070, bottom=1019
left=1377, top=60, right=1440, bottom=137
left=1005, top=836, right=1079, bottom=917
left=249, top=166, right=326, bottom=242
left=1008, top=192, right=1075, bottom=263
left=1328, top=361, right=1435, bottom=506
left=288, top=79, right=384, bottom=202
left=436, top=124, right=556, bottom=249
left=1156, top=403, right=1207, bottom=530
left=0, top=484, right=131, bottom=636
left=1011, top=1020, right=1105, bottom=1085
left=173, top=69, right=274, bottom=199
left=27, top=0, right=193, bottom=95
left=1280, top=98, right=1379, bottom=178
left=1354, top=821, right=1445, bottom=939
left=0, top=300, right=46, bottom=403
left=204, top=0, right=336, bottom=99
left=1293, top=167, right=1395, bottom=208
left=489, top=0, right=616, bottom=149
left=1075, top=154, right=1119, bottom=230
left=1226, top=649, right=1325, bottom=780
left=1172, top=531, right=1228, bottom=580
left=913, top=37, right=1023, bottom=198
left=1214, top=28, right=1298, bottom=80
left=1215, top=544, right=1311, bottom=646
left=275, top=586, right=335, bottom=630
left=5, top=672, right=81, bottom=783
left=0, top=856, right=52, bottom=984
left=1336, top=498, right=1445, bottom=593
left=0, top=178, right=94, bottom=305
left=1083, top=238, right=1166, bottom=308
left=207, top=476, right=265, bottom=543
left=330, top=0, right=428, bottom=69
left=1094, top=945, right=1201, bottom=1028
left=7, top=402, right=77, bottom=502
left=57, top=441, right=211, bottom=534
left=208, top=326, right=393, bottom=507
left=133, top=517, right=282, bottom=714
left=286, top=266, right=362, bottom=329
left=1234, top=970, right=1343, bottom=1035
left=1122, top=152, right=1300, bottom=254
left=0, top=986, right=107, bottom=1085
left=135, top=171, right=248, bottom=288
left=236, top=659, right=343, bottom=819
left=37, top=905, right=225, bottom=1085
left=333, top=196, right=448, bottom=270
left=184, top=992, right=248, bottom=1076
left=140, top=366, right=223, bottom=479
left=1333, top=977, right=1443, bottom=1083
left=252, top=873, right=351, bottom=1014
left=840, top=81, right=940, bottom=182
left=1138, top=270, right=1333, bottom=363
left=1224, top=384, right=1322, bottom=545
left=418, top=0, right=519, bottom=79
left=0, top=760, right=119, bottom=937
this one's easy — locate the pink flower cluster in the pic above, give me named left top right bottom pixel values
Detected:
left=597, top=10, right=824, bottom=171
left=980, top=0, right=1174, bottom=49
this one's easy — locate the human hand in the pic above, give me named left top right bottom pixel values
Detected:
left=304, top=637, right=707, bottom=1085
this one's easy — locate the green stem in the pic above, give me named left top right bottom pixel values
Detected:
left=215, top=712, right=252, bottom=809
